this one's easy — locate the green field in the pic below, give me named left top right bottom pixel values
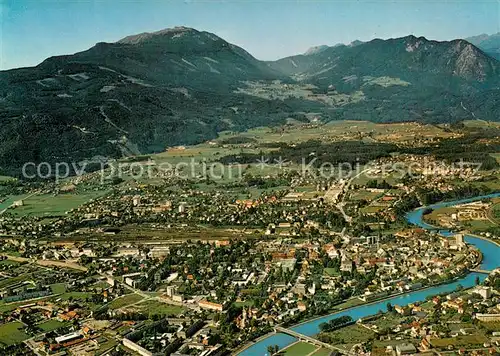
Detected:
left=479, top=321, right=500, bottom=332
left=109, top=294, right=144, bottom=309
left=234, top=300, right=255, bottom=308
left=0, top=194, right=31, bottom=211
left=430, top=334, right=488, bottom=349
left=320, top=324, right=375, bottom=348
left=490, top=200, right=500, bottom=223
left=324, top=267, right=340, bottom=277
left=8, top=191, right=108, bottom=217
left=282, top=341, right=318, bottom=356
left=138, top=300, right=185, bottom=316
left=466, top=219, right=497, bottom=232
left=115, top=120, right=455, bottom=185
left=0, top=321, right=30, bottom=346
left=0, top=259, right=21, bottom=267
left=37, top=319, right=67, bottom=332
left=349, top=189, right=384, bottom=201
left=0, top=273, right=33, bottom=289
left=57, top=291, right=93, bottom=301
left=311, top=348, right=332, bottom=356
left=50, top=283, right=67, bottom=294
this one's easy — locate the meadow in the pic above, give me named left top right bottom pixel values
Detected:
left=0, top=321, right=30, bottom=346
left=6, top=190, right=108, bottom=217
left=108, top=294, right=144, bottom=310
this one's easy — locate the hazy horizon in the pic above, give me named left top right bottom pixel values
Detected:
left=1, top=0, right=499, bottom=70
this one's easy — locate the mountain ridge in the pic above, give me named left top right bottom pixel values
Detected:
left=466, top=32, right=500, bottom=60
left=0, top=27, right=499, bottom=176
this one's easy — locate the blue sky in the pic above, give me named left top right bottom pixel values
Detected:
left=1, top=0, right=499, bottom=70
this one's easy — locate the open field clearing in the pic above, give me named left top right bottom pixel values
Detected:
left=430, top=334, right=489, bottom=349
left=118, top=121, right=454, bottom=180
left=319, top=324, right=376, bottom=349
left=311, top=348, right=332, bottom=356
left=109, top=294, right=144, bottom=309
left=463, top=120, right=500, bottom=129
left=281, top=341, right=318, bottom=356
left=137, top=300, right=186, bottom=317
left=36, top=319, right=67, bottom=332
left=7, top=191, right=108, bottom=217
left=0, top=194, right=31, bottom=211
left=0, top=321, right=30, bottom=346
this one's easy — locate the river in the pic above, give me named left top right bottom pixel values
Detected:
left=238, top=193, right=500, bottom=355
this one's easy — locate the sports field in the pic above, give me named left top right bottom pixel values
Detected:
left=0, top=321, right=30, bottom=346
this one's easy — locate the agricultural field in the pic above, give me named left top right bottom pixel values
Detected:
left=0, top=194, right=31, bottom=211
left=0, top=321, right=30, bottom=346
left=0, top=273, right=33, bottom=289
left=7, top=190, right=109, bottom=217
left=107, top=120, right=457, bottom=186
left=462, top=120, right=500, bottom=129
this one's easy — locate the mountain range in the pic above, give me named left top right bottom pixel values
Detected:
left=466, top=33, right=500, bottom=60
left=1, top=27, right=499, bottom=175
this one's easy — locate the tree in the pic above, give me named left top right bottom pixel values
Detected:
left=266, top=345, right=280, bottom=355
left=386, top=302, right=394, bottom=313
left=475, top=276, right=481, bottom=286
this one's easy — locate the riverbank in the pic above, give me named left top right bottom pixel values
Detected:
left=234, top=260, right=477, bottom=355
left=234, top=280, right=453, bottom=355
left=465, top=232, right=500, bottom=248
left=237, top=193, right=500, bottom=355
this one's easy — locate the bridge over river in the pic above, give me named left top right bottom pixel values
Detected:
left=239, top=193, right=500, bottom=355
left=274, top=326, right=357, bottom=356
left=470, top=268, right=493, bottom=274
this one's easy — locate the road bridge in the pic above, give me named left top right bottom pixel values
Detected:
left=470, top=268, right=492, bottom=274
left=274, top=326, right=356, bottom=355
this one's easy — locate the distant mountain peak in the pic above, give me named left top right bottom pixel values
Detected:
left=348, top=40, right=364, bottom=47
left=117, top=26, right=198, bottom=44
left=466, top=32, right=500, bottom=58
left=304, top=45, right=329, bottom=55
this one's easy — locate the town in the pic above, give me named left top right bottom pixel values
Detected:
left=0, top=120, right=497, bottom=356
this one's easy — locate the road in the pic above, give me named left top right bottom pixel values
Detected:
left=325, top=168, right=370, bottom=223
